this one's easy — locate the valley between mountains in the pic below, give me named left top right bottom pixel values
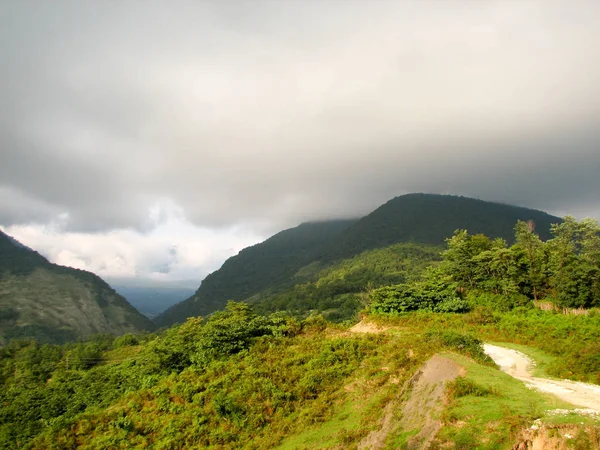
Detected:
left=1, top=193, right=600, bottom=449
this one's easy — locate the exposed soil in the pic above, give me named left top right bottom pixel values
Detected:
left=349, top=320, right=389, bottom=334
left=512, top=423, right=600, bottom=449
left=357, top=355, right=463, bottom=450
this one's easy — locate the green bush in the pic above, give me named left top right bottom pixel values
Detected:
left=369, top=273, right=466, bottom=315
left=446, top=376, right=498, bottom=399
left=425, top=330, right=494, bottom=366
left=466, top=291, right=531, bottom=312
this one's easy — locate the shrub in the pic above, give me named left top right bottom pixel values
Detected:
left=466, top=291, right=531, bottom=312
left=425, top=330, right=494, bottom=366
left=446, top=376, right=497, bottom=399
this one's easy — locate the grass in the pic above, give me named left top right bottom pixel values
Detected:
left=276, top=395, right=374, bottom=449
left=385, top=429, right=420, bottom=449
left=6, top=309, right=600, bottom=449
left=371, top=346, right=583, bottom=449
left=276, top=332, right=428, bottom=449
left=436, top=352, right=577, bottom=448
left=542, top=412, right=600, bottom=427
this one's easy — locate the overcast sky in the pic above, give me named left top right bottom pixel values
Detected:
left=1, top=1, right=599, bottom=284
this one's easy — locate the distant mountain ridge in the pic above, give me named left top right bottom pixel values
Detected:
left=0, top=229, right=155, bottom=344
left=318, top=193, right=559, bottom=262
left=155, top=194, right=561, bottom=327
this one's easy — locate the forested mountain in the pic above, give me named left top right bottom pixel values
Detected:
left=3, top=215, right=599, bottom=449
left=156, top=194, right=561, bottom=327
left=155, top=220, right=356, bottom=326
left=319, top=194, right=559, bottom=262
left=0, top=230, right=155, bottom=344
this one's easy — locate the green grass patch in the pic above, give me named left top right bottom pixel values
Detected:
left=437, top=352, right=573, bottom=449
left=276, top=391, right=380, bottom=449
left=541, top=411, right=600, bottom=426
left=385, top=428, right=419, bottom=449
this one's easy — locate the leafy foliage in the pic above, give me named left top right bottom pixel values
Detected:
left=371, top=216, right=600, bottom=315
left=0, top=303, right=439, bottom=449
left=369, top=267, right=467, bottom=314
left=446, top=376, right=498, bottom=399
left=547, top=217, right=600, bottom=308
left=156, top=194, right=559, bottom=327
left=424, top=330, right=494, bottom=365
left=155, top=220, right=356, bottom=326
left=252, top=243, right=441, bottom=321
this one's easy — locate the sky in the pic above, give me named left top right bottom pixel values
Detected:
left=1, top=1, right=599, bottom=285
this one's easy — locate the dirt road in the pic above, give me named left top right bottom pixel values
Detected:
left=484, top=344, right=600, bottom=411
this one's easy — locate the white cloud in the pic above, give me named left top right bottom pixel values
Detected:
left=2, top=199, right=264, bottom=282
left=1, top=1, right=600, bottom=281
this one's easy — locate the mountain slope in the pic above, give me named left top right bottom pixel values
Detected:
left=319, top=193, right=560, bottom=262
left=0, top=230, right=155, bottom=344
left=154, top=219, right=356, bottom=326
left=156, top=194, right=562, bottom=327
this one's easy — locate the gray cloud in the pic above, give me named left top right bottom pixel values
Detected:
left=1, top=0, right=600, bottom=238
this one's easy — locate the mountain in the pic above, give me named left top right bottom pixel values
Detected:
left=155, top=194, right=562, bottom=327
left=154, top=219, right=356, bottom=326
left=318, top=193, right=560, bottom=262
left=0, top=230, right=155, bottom=344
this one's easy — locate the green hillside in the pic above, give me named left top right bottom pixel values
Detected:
left=319, top=193, right=560, bottom=262
left=251, top=243, right=442, bottom=322
left=2, top=302, right=599, bottom=449
left=0, top=230, right=155, bottom=344
left=154, top=220, right=356, bottom=327
left=2, top=218, right=600, bottom=449
left=156, top=194, right=561, bottom=327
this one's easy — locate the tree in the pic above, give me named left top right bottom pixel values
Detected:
left=514, top=220, right=547, bottom=300
left=547, top=217, right=600, bottom=308
left=442, top=231, right=496, bottom=289
left=472, top=246, right=520, bottom=297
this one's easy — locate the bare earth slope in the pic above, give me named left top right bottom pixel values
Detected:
left=484, top=344, right=600, bottom=411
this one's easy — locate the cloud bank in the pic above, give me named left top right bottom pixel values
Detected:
left=1, top=1, right=599, bottom=281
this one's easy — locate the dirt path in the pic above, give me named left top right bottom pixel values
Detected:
left=484, top=344, right=600, bottom=411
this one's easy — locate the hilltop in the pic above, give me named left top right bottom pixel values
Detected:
left=318, top=193, right=559, bottom=261
left=156, top=194, right=560, bottom=326
left=0, top=229, right=155, bottom=344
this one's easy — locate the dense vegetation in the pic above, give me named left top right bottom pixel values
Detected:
left=370, top=216, right=600, bottom=315
left=2, top=201, right=599, bottom=448
left=0, top=230, right=154, bottom=344
left=0, top=302, right=439, bottom=448
left=2, top=300, right=600, bottom=448
left=317, top=193, right=559, bottom=262
left=0, top=230, right=51, bottom=277
left=155, top=220, right=356, bottom=327
left=156, top=194, right=559, bottom=327
left=252, top=243, right=441, bottom=322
